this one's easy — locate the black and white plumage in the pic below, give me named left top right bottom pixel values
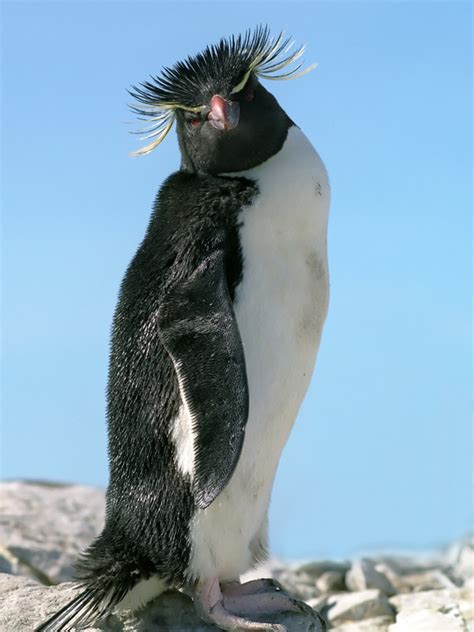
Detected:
left=36, top=26, right=329, bottom=632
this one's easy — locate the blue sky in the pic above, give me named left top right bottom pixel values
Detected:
left=2, top=2, right=472, bottom=560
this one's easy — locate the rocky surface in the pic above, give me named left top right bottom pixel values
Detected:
left=0, top=573, right=324, bottom=631
left=0, top=480, right=104, bottom=583
left=0, top=481, right=472, bottom=631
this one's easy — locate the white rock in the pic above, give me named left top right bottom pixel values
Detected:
left=458, top=586, right=474, bottom=628
left=388, top=607, right=466, bottom=631
left=464, top=577, right=474, bottom=591
left=325, top=589, right=394, bottom=623
left=0, top=481, right=105, bottom=583
left=390, top=589, right=473, bottom=631
left=390, top=589, right=465, bottom=613
left=346, top=559, right=397, bottom=596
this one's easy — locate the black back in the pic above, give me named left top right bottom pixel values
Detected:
left=101, top=172, right=257, bottom=584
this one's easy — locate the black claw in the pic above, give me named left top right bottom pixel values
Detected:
left=262, top=578, right=283, bottom=592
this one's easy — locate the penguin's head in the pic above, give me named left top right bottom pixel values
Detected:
left=173, top=74, right=291, bottom=174
left=130, top=26, right=315, bottom=174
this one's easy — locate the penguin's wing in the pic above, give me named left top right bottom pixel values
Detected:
left=157, top=239, right=248, bottom=510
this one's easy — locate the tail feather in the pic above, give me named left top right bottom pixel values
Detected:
left=35, top=529, right=154, bottom=631
left=35, top=579, right=131, bottom=632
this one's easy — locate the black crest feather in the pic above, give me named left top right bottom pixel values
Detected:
left=128, top=25, right=316, bottom=155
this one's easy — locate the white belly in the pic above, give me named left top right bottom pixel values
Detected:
left=187, top=126, right=330, bottom=582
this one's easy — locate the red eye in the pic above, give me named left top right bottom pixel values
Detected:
left=190, top=117, right=200, bottom=126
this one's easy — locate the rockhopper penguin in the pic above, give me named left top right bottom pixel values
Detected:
left=36, top=26, right=330, bottom=632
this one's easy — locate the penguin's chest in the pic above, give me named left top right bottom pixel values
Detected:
left=186, top=127, right=329, bottom=581
left=234, top=128, right=330, bottom=449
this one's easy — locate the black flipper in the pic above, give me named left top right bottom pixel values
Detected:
left=157, top=235, right=249, bottom=510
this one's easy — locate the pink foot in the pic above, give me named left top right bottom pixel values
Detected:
left=194, top=577, right=287, bottom=632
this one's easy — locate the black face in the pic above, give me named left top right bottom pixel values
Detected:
left=175, top=75, right=292, bottom=175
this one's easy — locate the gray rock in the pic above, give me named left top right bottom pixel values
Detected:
left=323, top=589, right=394, bottom=624
left=315, top=570, right=346, bottom=594
left=371, top=553, right=443, bottom=577
left=0, top=573, right=76, bottom=631
left=375, top=561, right=458, bottom=592
left=295, top=560, right=350, bottom=579
left=0, top=481, right=105, bottom=583
left=276, top=562, right=350, bottom=602
left=0, top=542, right=48, bottom=583
left=276, top=569, right=320, bottom=602
left=406, top=569, right=458, bottom=592
left=330, top=616, right=394, bottom=631
left=366, top=555, right=463, bottom=592
left=449, top=537, right=474, bottom=584
left=346, top=559, right=397, bottom=596
left=0, top=573, right=326, bottom=632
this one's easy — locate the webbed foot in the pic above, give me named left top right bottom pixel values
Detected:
left=194, top=577, right=286, bottom=631
left=193, top=576, right=325, bottom=631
